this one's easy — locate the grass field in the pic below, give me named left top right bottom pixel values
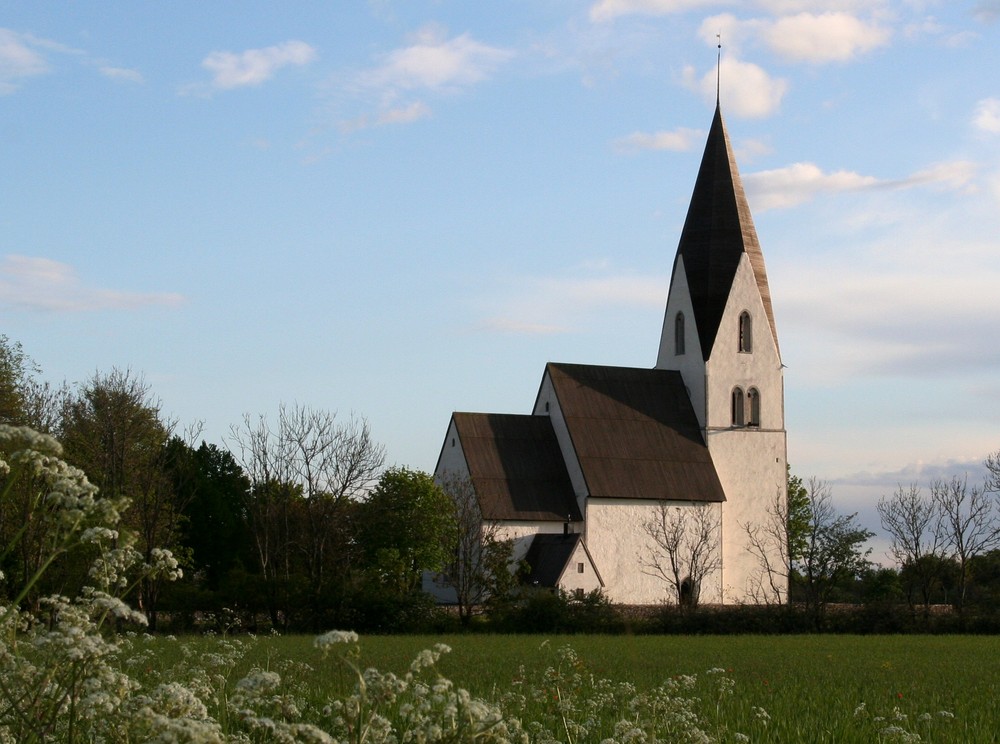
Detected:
left=144, top=633, right=1000, bottom=742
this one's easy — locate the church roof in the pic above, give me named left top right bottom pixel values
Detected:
left=451, top=412, right=582, bottom=522
left=544, top=363, right=725, bottom=502
left=521, top=533, right=602, bottom=588
left=676, top=103, right=778, bottom=360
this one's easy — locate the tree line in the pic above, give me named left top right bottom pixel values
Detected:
left=3, top=333, right=1000, bottom=634
left=0, top=335, right=520, bottom=632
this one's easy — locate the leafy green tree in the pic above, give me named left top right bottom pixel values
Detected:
left=742, top=466, right=811, bottom=604
left=59, top=369, right=180, bottom=628
left=793, top=478, right=874, bottom=626
left=356, top=468, right=457, bottom=596
left=168, top=440, right=252, bottom=590
left=786, top=469, right=811, bottom=566
left=0, top=335, right=34, bottom=425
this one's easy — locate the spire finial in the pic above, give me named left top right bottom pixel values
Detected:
left=716, top=32, right=721, bottom=105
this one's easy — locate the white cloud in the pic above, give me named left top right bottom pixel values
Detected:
left=591, top=0, right=887, bottom=22
left=973, top=97, right=1000, bottom=134
left=755, top=0, right=891, bottom=15
left=358, top=25, right=512, bottom=94
left=339, top=100, right=432, bottom=133
left=698, top=12, right=888, bottom=64
left=746, top=162, right=877, bottom=208
left=589, top=0, right=723, bottom=22
left=339, top=25, right=511, bottom=134
left=614, top=127, right=704, bottom=153
left=0, top=255, right=184, bottom=312
left=744, top=159, right=976, bottom=209
left=100, top=65, right=143, bottom=83
left=201, top=40, right=316, bottom=90
left=764, top=12, right=890, bottom=62
left=0, top=28, right=50, bottom=93
left=683, top=57, right=788, bottom=118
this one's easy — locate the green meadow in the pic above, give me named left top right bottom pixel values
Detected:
left=147, top=633, right=1000, bottom=742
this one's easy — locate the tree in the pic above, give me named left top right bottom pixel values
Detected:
left=641, top=502, right=721, bottom=608
left=227, top=404, right=385, bottom=628
left=58, top=369, right=181, bottom=629
left=743, top=467, right=813, bottom=605
left=786, top=469, right=811, bottom=565
left=793, top=479, right=874, bottom=625
left=877, top=484, right=945, bottom=616
left=0, top=335, right=35, bottom=425
left=355, top=468, right=456, bottom=596
left=438, top=474, right=517, bottom=626
left=168, top=440, right=252, bottom=590
left=932, top=475, right=1000, bottom=611
left=743, top=488, right=791, bottom=604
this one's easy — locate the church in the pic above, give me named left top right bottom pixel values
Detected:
left=432, top=102, right=787, bottom=606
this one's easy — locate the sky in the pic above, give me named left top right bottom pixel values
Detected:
left=2, top=1, right=999, bottom=555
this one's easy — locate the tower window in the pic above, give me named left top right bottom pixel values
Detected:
left=748, top=388, right=760, bottom=427
left=674, top=312, right=685, bottom=355
left=731, top=387, right=745, bottom=426
left=739, top=311, right=753, bottom=353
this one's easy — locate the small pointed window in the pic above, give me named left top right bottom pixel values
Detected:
left=731, top=387, right=745, bottom=426
left=675, top=312, right=685, bottom=355
left=748, top=388, right=760, bottom=427
left=739, top=311, right=753, bottom=353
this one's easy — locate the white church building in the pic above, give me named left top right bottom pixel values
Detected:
left=433, top=103, right=787, bottom=605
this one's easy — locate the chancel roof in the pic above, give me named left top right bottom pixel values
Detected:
left=451, top=412, right=582, bottom=522
left=676, top=103, right=778, bottom=360
left=545, top=362, right=725, bottom=502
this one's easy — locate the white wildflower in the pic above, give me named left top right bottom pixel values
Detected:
left=314, top=630, right=359, bottom=650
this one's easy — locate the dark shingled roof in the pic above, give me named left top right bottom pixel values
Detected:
left=545, top=363, right=725, bottom=502
left=521, top=533, right=584, bottom=588
left=676, top=103, right=778, bottom=360
left=452, top=412, right=582, bottom=522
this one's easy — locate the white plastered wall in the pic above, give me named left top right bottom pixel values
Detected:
left=586, top=498, right=723, bottom=605
left=554, top=541, right=604, bottom=595
left=704, top=254, right=787, bottom=603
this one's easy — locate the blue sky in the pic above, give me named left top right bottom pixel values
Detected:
left=2, top=1, right=999, bottom=550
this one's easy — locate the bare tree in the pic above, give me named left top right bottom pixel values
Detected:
left=228, top=404, right=385, bottom=626
left=437, top=474, right=515, bottom=626
left=986, top=450, right=1000, bottom=496
left=877, top=484, right=945, bottom=615
left=932, top=475, right=1000, bottom=611
left=743, top=488, right=791, bottom=604
left=641, top=502, right=721, bottom=608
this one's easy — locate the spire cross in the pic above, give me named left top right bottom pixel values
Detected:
left=716, top=33, right=722, bottom=104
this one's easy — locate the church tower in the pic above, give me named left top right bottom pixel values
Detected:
left=655, top=103, right=787, bottom=602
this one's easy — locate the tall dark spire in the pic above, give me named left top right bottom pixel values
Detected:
left=675, top=105, right=777, bottom=360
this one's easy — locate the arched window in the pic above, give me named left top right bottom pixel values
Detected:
left=674, top=312, right=685, bottom=355
left=731, top=387, right=745, bottom=426
left=747, top=388, right=760, bottom=427
left=739, top=311, right=753, bottom=353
